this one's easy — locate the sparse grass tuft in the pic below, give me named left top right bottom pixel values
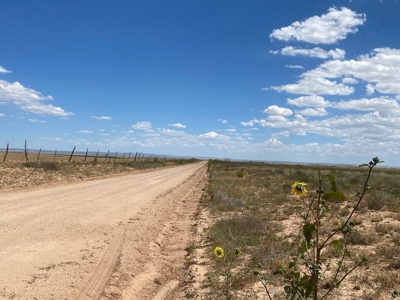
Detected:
left=23, top=161, right=60, bottom=171
left=209, top=214, right=269, bottom=249
left=198, top=159, right=400, bottom=299
left=0, top=151, right=200, bottom=190
left=348, top=230, right=377, bottom=245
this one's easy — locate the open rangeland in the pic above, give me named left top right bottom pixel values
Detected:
left=0, top=155, right=207, bottom=299
left=2, top=155, right=400, bottom=300
left=182, top=160, right=400, bottom=300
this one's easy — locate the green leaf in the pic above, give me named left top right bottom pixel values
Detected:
left=361, top=256, right=369, bottom=263
left=325, top=173, right=337, bottom=192
left=323, top=191, right=346, bottom=202
left=305, top=280, right=314, bottom=298
left=344, top=248, right=351, bottom=257
left=331, top=239, right=344, bottom=250
left=300, top=240, right=308, bottom=253
left=358, top=164, right=369, bottom=168
left=372, top=157, right=380, bottom=164
left=303, top=223, right=316, bottom=244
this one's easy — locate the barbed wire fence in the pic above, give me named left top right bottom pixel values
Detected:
left=1, top=140, right=173, bottom=164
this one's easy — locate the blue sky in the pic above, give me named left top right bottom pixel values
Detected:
left=1, top=0, right=400, bottom=165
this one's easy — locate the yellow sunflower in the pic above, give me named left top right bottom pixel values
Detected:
left=213, top=246, right=224, bottom=258
left=292, top=182, right=308, bottom=196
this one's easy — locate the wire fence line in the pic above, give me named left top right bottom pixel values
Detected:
left=1, top=140, right=173, bottom=164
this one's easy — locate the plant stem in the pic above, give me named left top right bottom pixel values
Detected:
left=313, top=167, right=322, bottom=300
left=259, top=278, right=273, bottom=300
left=320, top=165, right=373, bottom=250
left=305, top=193, right=318, bottom=221
left=320, top=262, right=362, bottom=300
left=342, top=166, right=373, bottom=228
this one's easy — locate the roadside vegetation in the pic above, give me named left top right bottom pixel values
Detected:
left=0, top=152, right=199, bottom=190
left=189, top=159, right=400, bottom=299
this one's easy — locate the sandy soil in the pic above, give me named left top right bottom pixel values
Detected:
left=0, top=161, right=207, bottom=300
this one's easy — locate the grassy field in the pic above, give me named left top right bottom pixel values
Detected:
left=196, top=160, right=400, bottom=299
left=0, top=151, right=199, bottom=190
left=2, top=152, right=399, bottom=298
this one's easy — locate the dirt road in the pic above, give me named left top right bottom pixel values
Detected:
left=0, top=162, right=207, bottom=299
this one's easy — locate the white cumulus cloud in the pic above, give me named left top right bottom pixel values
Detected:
left=295, top=107, right=328, bottom=117
left=158, top=128, right=186, bottom=136
left=287, top=95, right=332, bottom=107
left=342, top=77, right=358, bottom=84
left=285, top=65, right=304, bottom=69
left=132, top=121, right=153, bottom=131
left=263, top=105, right=293, bottom=116
left=0, top=80, right=73, bottom=116
left=269, top=7, right=366, bottom=44
left=271, top=46, right=346, bottom=59
left=0, top=66, right=11, bottom=73
left=92, top=116, right=112, bottom=120
left=39, top=137, right=62, bottom=141
left=366, top=84, right=375, bottom=95
left=334, top=97, right=400, bottom=113
left=273, top=48, right=400, bottom=97
left=263, top=137, right=284, bottom=148
left=240, top=121, right=254, bottom=126
left=272, top=76, right=354, bottom=95
left=28, top=119, right=46, bottom=123
left=168, top=123, right=186, bottom=128
left=198, top=131, right=230, bottom=140
left=77, top=130, right=93, bottom=134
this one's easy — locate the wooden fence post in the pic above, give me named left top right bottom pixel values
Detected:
left=127, top=152, right=131, bottom=160
left=94, top=149, right=99, bottom=162
left=68, top=146, right=76, bottom=162
left=105, top=150, right=109, bottom=161
left=113, top=151, right=118, bottom=161
left=2, top=142, right=9, bottom=163
left=24, top=140, right=29, bottom=162
left=53, top=148, right=57, bottom=162
left=122, top=153, right=126, bottom=160
left=36, top=148, right=41, bottom=163
left=84, top=148, right=88, bottom=162
left=134, top=152, right=138, bottom=161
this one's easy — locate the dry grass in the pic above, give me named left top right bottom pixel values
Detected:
left=196, top=160, right=400, bottom=299
left=0, top=151, right=199, bottom=190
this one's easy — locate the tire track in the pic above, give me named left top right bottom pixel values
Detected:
left=0, top=162, right=206, bottom=299
left=75, top=225, right=124, bottom=300
left=100, top=164, right=208, bottom=300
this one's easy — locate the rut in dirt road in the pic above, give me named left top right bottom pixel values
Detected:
left=0, top=162, right=207, bottom=300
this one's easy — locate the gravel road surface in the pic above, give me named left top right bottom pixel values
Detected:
left=0, top=162, right=207, bottom=299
